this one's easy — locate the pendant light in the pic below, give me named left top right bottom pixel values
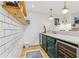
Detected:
left=49, top=8, right=53, bottom=20
left=62, top=1, right=69, bottom=14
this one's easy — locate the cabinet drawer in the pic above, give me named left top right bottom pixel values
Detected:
left=57, top=40, right=77, bottom=58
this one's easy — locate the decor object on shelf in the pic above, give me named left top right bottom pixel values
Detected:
left=26, top=20, right=30, bottom=24
left=63, top=16, right=67, bottom=24
left=74, top=17, right=79, bottom=24
left=54, top=18, right=60, bottom=25
left=71, top=17, right=79, bottom=31
left=72, top=23, right=76, bottom=27
left=49, top=8, right=53, bottom=20
left=62, top=1, right=69, bottom=14
left=61, top=16, right=67, bottom=24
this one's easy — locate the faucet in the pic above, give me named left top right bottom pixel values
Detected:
left=43, top=25, right=46, bottom=33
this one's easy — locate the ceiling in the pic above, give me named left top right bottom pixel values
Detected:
left=25, top=1, right=79, bottom=16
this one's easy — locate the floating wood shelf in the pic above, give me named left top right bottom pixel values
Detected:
left=2, top=3, right=27, bottom=25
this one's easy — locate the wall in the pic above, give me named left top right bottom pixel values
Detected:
left=23, top=12, right=52, bottom=46
left=0, top=5, right=24, bottom=58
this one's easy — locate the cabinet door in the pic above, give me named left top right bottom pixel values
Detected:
left=39, top=33, right=42, bottom=46
left=42, top=34, right=47, bottom=51
left=47, top=36, right=56, bottom=58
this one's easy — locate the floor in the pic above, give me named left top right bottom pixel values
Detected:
left=20, top=45, right=49, bottom=58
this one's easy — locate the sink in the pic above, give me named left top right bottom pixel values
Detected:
left=46, top=31, right=57, bottom=34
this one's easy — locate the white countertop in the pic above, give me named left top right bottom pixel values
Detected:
left=41, top=32, right=79, bottom=45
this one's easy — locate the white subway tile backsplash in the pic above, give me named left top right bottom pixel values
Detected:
left=0, top=6, right=24, bottom=58
left=0, top=22, right=3, bottom=29
left=0, top=44, right=5, bottom=55
left=0, top=14, right=4, bottom=20
left=0, top=31, right=4, bottom=37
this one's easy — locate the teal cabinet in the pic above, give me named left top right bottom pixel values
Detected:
left=47, top=36, right=57, bottom=58
left=42, top=34, right=47, bottom=51
left=39, top=33, right=42, bottom=46
left=41, top=34, right=57, bottom=58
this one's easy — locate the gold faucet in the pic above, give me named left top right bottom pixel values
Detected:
left=43, top=25, right=46, bottom=33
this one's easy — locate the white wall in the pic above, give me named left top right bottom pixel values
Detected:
left=23, top=12, right=52, bottom=45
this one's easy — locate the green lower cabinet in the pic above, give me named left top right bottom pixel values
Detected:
left=41, top=34, right=57, bottom=58
left=47, top=47, right=56, bottom=58
left=42, top=34, right=47, bottom=51
left=47, top=36, right=57, bottom=58
left=39, top=33, right=42, bottom=47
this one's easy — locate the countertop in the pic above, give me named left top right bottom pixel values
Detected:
left=41, top=32, right=79, bottom=46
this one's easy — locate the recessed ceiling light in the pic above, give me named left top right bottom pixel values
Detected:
left=32, top=5, right=35, bottom=8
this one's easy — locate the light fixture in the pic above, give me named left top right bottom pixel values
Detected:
left=62, top=1, right=69, bottom=14
left=32, top=5, right=35, bottom=8
left=49, top=8, right=53, bottom=20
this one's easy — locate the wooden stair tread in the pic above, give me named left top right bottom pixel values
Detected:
left=2, top=5, right=26, bottom=25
